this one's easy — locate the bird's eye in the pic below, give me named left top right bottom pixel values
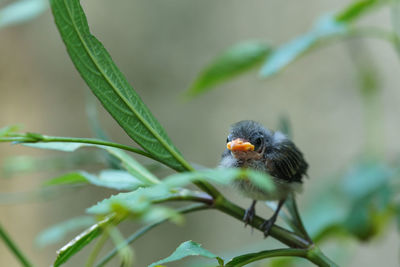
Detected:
left=253, top=137, right=263, bottom=150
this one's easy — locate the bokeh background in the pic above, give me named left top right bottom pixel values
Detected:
left=1, top=0, right=399, bottom=266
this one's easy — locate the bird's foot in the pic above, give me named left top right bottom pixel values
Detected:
left=243, top=206, right=256, bottom=227
left=260, top=219, right=275, bottom=238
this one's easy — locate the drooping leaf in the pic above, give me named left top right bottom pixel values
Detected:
left=53, top=215, right=116, bottom=267
left=24, top=141, right=160, bottom=185
left=49, top=0, right=189, bottom=172
left=187, top=41, right=270, bottom=97
left=148, top=241, right=222, bottom=267
left=35, top=216, right=95, bottom=248
left=0, top=0, right=48, bottom=28
left=24, top=142, right=93, bottom=152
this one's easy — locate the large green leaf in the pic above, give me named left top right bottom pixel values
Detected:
left=187, top=41, right=270, bottom=97
left=148, top=240, right=223, bottom=267
left=0, top=0, right=48, bottom=28
left=49, top=0, right=189, bottom=172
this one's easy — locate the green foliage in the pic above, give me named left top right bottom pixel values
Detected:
left=53, top=215, right=116, bottom=267
left=49, top=0, right=189, bottom=172
left=23, top=140, right=160, bottom=185
left=44, top=170, right=144, bottom=191
left=149, top=241, right=223, bottom=267
left=35, top=216, right=96, bottom=248
left=187, top=0, right=394, bottom=96
left=188, top=42, right=271, bottom=96
left=1, top=0, right=400, bottom=266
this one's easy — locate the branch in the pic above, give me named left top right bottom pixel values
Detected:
left=225, top=246, right=338, bottom=267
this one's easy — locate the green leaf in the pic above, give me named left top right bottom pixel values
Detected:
left=87, top=168, right=274, bottom=216
left=44, top=170, right=145, bottom=191
left=148, top=241, right=221, bottom=267
left=35, top=216, right=95, bottom=247
left=24, top=142, right=92, bottom=152
left=84, top=170, right=144, bottom=190
left=336, top=0, right=387, bottom=22
left=260, top=0, right=388, bottom=77
left=260, top=14, right=347, bottom=77
left=187, top=41, right=270, bottom=97
left=25, top=141, right=160, bottom=185
left=49, top=0, right=189, bottom=172
left=43, top=172, right=88, bottom=187
left=162, top=168, right=274, bottom=192
left=0, top=0, right=48, bottom=28
left=53, top=215, right=116, bottom=267
left=0, top=125, right=20, bottom=137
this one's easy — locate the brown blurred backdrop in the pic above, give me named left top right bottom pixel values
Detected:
left=1, top=0, right=399, bottom=266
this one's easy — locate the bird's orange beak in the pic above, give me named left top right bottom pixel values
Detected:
left=227, top=138, right=255, bottom=152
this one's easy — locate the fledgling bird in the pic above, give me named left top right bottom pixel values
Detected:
left=220, top=120, right=308, bottom=237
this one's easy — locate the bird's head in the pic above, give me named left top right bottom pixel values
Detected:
left=225, top=120, right=272, bottom=161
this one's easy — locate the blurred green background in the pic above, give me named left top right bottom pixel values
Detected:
left=1, top=0, right=399, bottom=266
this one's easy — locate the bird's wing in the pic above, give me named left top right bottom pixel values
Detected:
left=265, top=139, right=308, bottom=183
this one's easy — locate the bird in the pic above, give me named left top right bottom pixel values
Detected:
left=219, top=120, right=308, bottom=237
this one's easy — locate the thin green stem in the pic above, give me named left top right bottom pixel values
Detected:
left=307, top=246, right=339, bottom=267
left=302, top=26, right=400, bottom=65
left=95, top=204, right=208, bottom=267
left=225, top=246, right=338, bottom=267
left=0, top=135, right=161, bottom=166
left=85, top=232, right=109, bottom=267
left=285, top=194, right=312, bottom=242
left=0, top=223, right=34, bottom=267
left=105, top=227, right=134, bottom=267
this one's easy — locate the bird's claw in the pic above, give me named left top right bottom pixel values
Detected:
left=260, top=219, right=274, bottom=238
left=243, top=206, right=255, bottom=227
